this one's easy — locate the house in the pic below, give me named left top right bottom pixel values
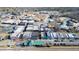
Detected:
left=14, top=26, right=25, bottom=33
left=73, top=23, right=79, bottom=27
left=57, top=17, right=67, bottom=23
left=10, top=26, right=25, bottom=40
left=1, top=19, right=21, bottom=25
left=31, top=32, right=39, bottom=39
left=68, top=33, right=75, bottom=39
left=0, top=24, right=14, bottom=33
left=18, top=22, right=27, bottom=26
left=20, top=16, right=34, bottom=20
left=23, top=32, right=32, bottom=39
left=26, top=26, right=33, bottom=31
left=33, top=14, right=47, bottom=22
left=33, top=25, right=39, bottom=31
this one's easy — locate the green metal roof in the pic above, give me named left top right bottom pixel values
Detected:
left=32, top=41, right=45, bottom=45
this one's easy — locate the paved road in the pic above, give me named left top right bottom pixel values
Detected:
left=0, top=46, right=79, bottom=51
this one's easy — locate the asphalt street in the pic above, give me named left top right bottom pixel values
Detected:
left=0, top=46, right=79, bottom=51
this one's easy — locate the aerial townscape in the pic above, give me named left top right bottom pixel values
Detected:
left=0, top=7, right=79, bottom=49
